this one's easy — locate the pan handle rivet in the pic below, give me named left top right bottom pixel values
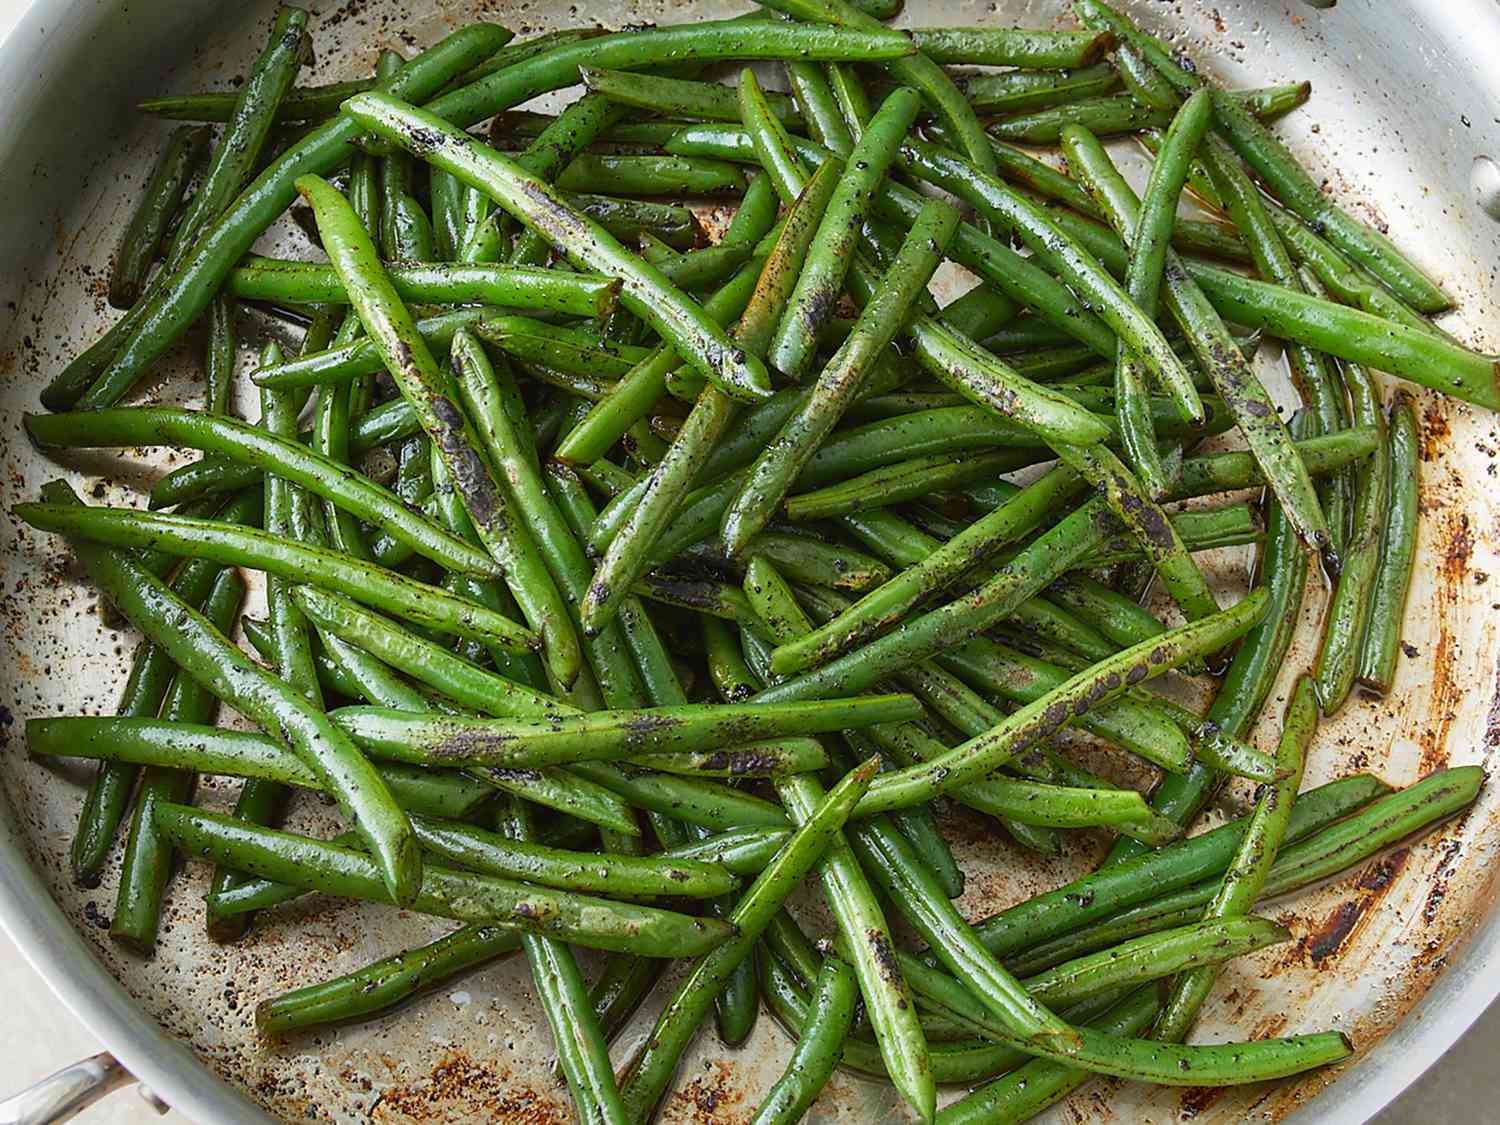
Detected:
left=1302, top=0, right=1336, bottom=9
left=1471, top=155, right=1500, bottom=221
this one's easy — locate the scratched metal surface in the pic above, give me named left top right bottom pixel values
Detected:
left=1, top=0, right=1499, bottom=1121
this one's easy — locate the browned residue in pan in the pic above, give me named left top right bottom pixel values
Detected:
left=370, top=1054, right=568, bottom=1123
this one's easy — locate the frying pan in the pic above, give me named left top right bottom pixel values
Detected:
left=1, top=0, right=1499, bottom=1121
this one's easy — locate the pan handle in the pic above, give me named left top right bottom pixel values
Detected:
left=0, top=1052, right=163, bottom=1125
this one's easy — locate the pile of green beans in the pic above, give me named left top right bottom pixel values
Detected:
left=22, top=2, right=1487, bottom=1122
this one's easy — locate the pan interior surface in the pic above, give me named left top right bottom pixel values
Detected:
left=1, top=1, right=1499, bottom=1122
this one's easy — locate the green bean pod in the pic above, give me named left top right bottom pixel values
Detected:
left=1060, top=123, right=1332, bottom=562
left=44, top=23, right=509, bottom=412
left=229, top=258, right=620, bottom=318
left=749, top=955, right=858, bottom=1125
left=724, top=198, right=957, bottom=553
left=1358, top=392, right=1421, bottom=694
left=14, top=504, right=536, bottom=651
left=1314, top=362, right=1390, bottom=713
left=110, top=565, right=245, bottom=954
left=108, top=125, right=210, bottom=309
left=153, top=803, right=730, bottom=957
left=26, top=407, right=498, bottom=577
left=344, top=92, right=772, bottom=403
left=617, top=756, right=879, bottom=1122
left=256, top=924, right=521, bottom=1036
left=41, top=484, right=420, bottom=905
left=1153, top=675, right=1316, bottom=1043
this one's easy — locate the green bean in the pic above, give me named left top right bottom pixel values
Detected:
left=472, top=316, right=648, bottom=379
left=740, top=69, right=814, bottom=205
left=553, top=248, right=768, bottom=474
left=404, top=814, right=737, bottom=898
left=327, top=694, right=915, bottom=767
left=950, top=62, right=1122, bottom=114
left=16, top=504, right=539, bottom=652
left=1190, top=262, right=1497, bottom=409
left=28, top=717, right=497, bottom=819
left=1056, top=442, right=1220, bottom=623
left=971, top=771, right=1388, bottom=964
left=758, top=494, right=1118, bottom=701
left=726, top=198, right=956, bottom=552
left=108, top=125, right=210, bottom=308
left=69, top=648, right=171, bottom=887
left=737, top=531, right=892, bottom=592
left=163, top=7, right=310, bottom=274
left=888, top=800, right=964, bottom=900
left=364, top=55, right=407, bottom=250
left=43, top=24, right=508, bottom=412
left=28, top=407, right=499, bottom=576
left=902, top=940, right=1348, bottom=1084
left=291, top=587, right=561, bottom=721
left=110, top=565, right=245, bottom=953
left=1083, top=502, right=1262, bottom=567
left=298, top=174, right=582, bottom=688
left=850, top=816, right=1080, bottom=1046
left=252, top=308, right=489, bottom=391
left=1012, top=767, right=1477, bottom=976
left=501, top=90, right=629, bottom=267
left=256, top=923, right=520, bottom=1036
left=617, top=756, right=879, bottom=1122
left=67, top=491, right=254, bottom=886
left=760, top=0, right=1000, bottom=185
left=429, top=166, right=464, bottom=259
left=1154, top=676, right=1316, bottom=1043
left=936, top=285, right=1019, bottom=341
left=494, top=798, right=630, bottom=1125
left=154, top=803, right=729, bottom=957
left=1359, top=392, right=1421, bottom=694
left=138, top=77, right=381, bottom=124
left=1046, top=573, right=1161, bottom=647
left=1061, top=124, right=1332, bottom=562
left=567, top=760, right=789, bottom=832
left=784, top=449, right=1046, bottom=522
left=759, top=951, right=1027, bottom=1085
left=554, top=152, right=746, bottom=196
left=898, top=138, right=1201, bottom=424
left=386, top=191, right=436, bottom=259
left=666, top=124, right=1117, bottom=357
left=760, top=86, right=920, bottom=380
left=825, top=61, right=872, bottom=137
left=1109, top=416, right=1319, bottom=869
left=43, top=483, right=420, bottom=905
left=450, top=332, right=649, bottom=708
left=1314, top=362, right=1390, bottom=713
left=580, top=172, right=831, bottom=632
left=908, top=26, right=1113, bottom=68
left=786, top=61, right=853, bottom=156
left=1113, top=89, right=1211, bottom=496
left=773, top=464, right=1083, bottom=672
left=229, top=258, right=619, bottom=318
left=626, top=575, right=754, bottom=626
left=345, top=93, right=772, bottom=403
left=211, top=336, right=323, bottom=942
left=583, top=65, right=800, bottom=127
left=467, top=765, right=639, bottom=837
left=633, top=739, right=829, bottom=778
left=1075, top=0, right=1446, bottom=312
left=813, top=588, right=1266, bottom=814
left=936, top=987, right=1161, bottom=1125
left=1191, top=135, right=1355, bottom=541
left=750, top=955, right=858, bottom=1125
left=985, top=82, right=1304, bottom=144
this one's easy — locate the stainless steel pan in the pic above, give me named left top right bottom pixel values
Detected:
left=2, top=0, right=1499, bottom=1121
